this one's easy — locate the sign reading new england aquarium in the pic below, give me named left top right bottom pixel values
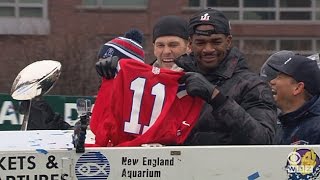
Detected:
left=0, top=93, right=95, bottom=130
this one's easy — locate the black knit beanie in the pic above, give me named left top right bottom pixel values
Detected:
left=153, top=15, right=188, bottom=42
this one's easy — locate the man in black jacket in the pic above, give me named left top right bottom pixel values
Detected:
left=176, top=8, right=277, bottom=145
left=19, top=97, right=71, bottom=130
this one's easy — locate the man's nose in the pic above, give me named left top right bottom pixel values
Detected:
left=203, top=43, right=215, bottom=53
left=270, top=78, right=276, bottom=85
left=163, top=45, right=171, bottom=54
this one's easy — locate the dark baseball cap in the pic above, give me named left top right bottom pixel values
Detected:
left=153, top=15, right=188, bottom=42
left=269, top=54, right=320, bottom=95
left=260, top=50, right=296, bottom=82
left=188, top=8, right=231, bottom=36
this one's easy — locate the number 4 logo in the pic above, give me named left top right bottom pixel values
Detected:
left=124, top=77, right=165, bottom=134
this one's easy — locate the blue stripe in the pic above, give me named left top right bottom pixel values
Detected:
left=248, top=172, right=260, bottom=180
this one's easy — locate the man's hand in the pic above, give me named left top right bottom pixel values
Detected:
left=95, top=56, right=119, bottom=79
left=179, top=72, right=216, bottom=102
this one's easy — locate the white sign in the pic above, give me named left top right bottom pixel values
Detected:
left=0, top=152, right=70, bottom=180
left=1, top=131, right=320, bottom=180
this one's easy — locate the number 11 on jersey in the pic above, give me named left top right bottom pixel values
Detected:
left=124, top=77, right=165, bottom=134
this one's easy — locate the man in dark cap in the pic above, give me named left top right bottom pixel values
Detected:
left=268, top=54, right=320, bottom=144
left=259, top=50, right=296, bottom=144
left=260, top=51, right=320, bottom=145
left=152, top=15, right=189, bottom=70
left=260, top=50, right=296, bottom=82
left=175, top=8, right=277, bottom=145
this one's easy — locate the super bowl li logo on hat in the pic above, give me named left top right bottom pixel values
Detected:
left=103, top=48, right=114, bottom=58
left=200, top=13, right=210, bottom=21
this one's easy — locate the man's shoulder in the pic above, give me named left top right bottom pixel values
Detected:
left=225, top=47, right=259, bottom=82
left=220, top=69, right=273, bottom=104
left=296, top=116, right=320, bottom=142
left=232, top=68, right=267, bottom=88
left=302, top=114, right=320, bottom=125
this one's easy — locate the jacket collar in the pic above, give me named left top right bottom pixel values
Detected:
left=279, top=95, right=320, bottom=126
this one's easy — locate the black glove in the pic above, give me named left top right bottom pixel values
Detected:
left=95, top=56, right=119, bottom=79
left=179, top=72, right=216, bottom=103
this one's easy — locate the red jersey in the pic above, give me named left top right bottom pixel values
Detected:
left=89, top=78, right=113, bottom=145
left=90, top=59, right=204, bottom=146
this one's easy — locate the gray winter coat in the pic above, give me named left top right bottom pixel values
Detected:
left=176, top=47, right=277, bottom=145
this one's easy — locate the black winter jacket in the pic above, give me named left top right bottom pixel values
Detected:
left=177, top=47, right=277, bottom=145
left=19, top=99, right=71, bottom=130
left=276, top=95, right=320, bottom=145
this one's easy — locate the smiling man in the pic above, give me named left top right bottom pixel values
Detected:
left=269, top=55, right=320, bottom=144
left=175, top=8, right=277, bottom=145
left=152, top=15, right=189, bottom=70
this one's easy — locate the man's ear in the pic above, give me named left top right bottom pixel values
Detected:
left=226, top=35, right=232, bottom=50
left=293, top=82, right=305, bottom=96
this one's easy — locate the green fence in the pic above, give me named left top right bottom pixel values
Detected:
left=0, top=93, right=95, bottom=130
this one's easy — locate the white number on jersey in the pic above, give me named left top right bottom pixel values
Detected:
left=124, top=77, right=165, bottom=134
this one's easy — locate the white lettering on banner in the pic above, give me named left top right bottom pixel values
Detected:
left=64, top=103, right=77, bottom=126
left=0, top=101, right=19, bottom=125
